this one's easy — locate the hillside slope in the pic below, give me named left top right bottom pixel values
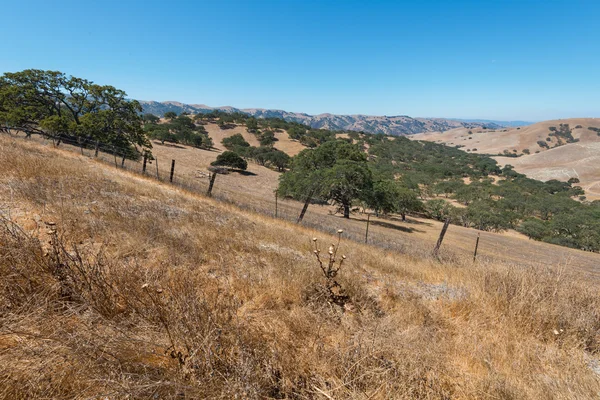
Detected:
left=412, top=118, right=600, bottom=198
left=1, top=134, right=600, bottom=398
left=140, top=100, right=512, bottom=136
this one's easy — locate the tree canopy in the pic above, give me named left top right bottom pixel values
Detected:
left=0, top=69, right=150, bottom=156
left=279, top=140, right=371, bottom=218
left=211, top=151, right=248, bottom=171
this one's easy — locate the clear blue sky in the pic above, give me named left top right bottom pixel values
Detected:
left=2, top=0, right=599, bottom=121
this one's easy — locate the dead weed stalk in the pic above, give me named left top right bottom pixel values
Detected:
left=312, top=229, right=350, bottom=307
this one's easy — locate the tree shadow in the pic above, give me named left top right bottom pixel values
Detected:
left=369, top=219, right=423, bottom=234
left=387, top=215, right=433, bottom=226
left=199, top=146, right=220, bottom=153
left=152, top=141, right=186, bottom=149
left=237, top=170, right=257, bottom=176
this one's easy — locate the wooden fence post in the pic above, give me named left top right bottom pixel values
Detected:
left=365, top=213, right=371, bottom=244
left=207, top=172, right=217, bottom=197
left=275, top=190, right=278, bottom=218
left=169, top=159, right=175, bottom=183
left=142, top=154, right=148, bottom=174
left=473, top=233, right=481, bottom=262
left=433, top=218, right=451, bottom=257
left=296, top=190, right=314, bottom=224
left=94, top=141, right=100, bottom=157
left=155, top=157, right=160, bottom=179
left=113, top=146, right=118, bottom=167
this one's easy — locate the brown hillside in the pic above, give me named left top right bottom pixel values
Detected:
left=1, top=134, right=600, bottom=398
left=412, top=118, right=600, bottom=199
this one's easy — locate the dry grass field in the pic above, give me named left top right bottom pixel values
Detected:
left=25, top=129, right=600, bottom=277
left=1, top=134, right=600, bottom=398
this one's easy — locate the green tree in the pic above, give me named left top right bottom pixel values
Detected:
left=211, top=151, right=248, bottom=170
left=266, top=149, right=290, bottom=171
left=142, top=113, right=160, bottom=124
left=279, top=140, right=370, bottom=220
left=259, top=130, right=276, bottom=146
left=0, top=69, right=150, bottom=154
left=164, top=111, right=177, bottom=120
left=246, top=117, right=259, bottom=133
left=517, top=218, right=549, bottom=240
left=325, top=160, right=372, bottom=218
left=369, top=180, right=402, bottom=215
left=222, top=133, right=250, bottom=152
left=424, top=199, right=456, bottom=221
left=396, top=186, right=423, bottom=221
left=146, top=124, right=177, bottom=144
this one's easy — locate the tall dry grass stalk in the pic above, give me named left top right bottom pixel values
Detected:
left=0, top=135, right=599, bottom=399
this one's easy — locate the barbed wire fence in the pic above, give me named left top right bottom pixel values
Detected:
left=4, top=131, right=460, bottom=261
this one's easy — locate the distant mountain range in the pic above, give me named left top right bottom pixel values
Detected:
left=139, top=100, right=531, bottom=136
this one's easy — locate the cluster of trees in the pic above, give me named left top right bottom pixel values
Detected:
left=192, top=109, right=338, bottom=149
left=279, top=140, right=423, bottom=221
left=278, top=132, right=600, bottom=252
left=0, top=69, right=150, bottom=157
left=143, top=112, right=213, bottom=149
left=221, top=133, right=290, bottom=171
left=548, top=124, right=577, bottom=144
left=518, top=202, right=600, bottom=251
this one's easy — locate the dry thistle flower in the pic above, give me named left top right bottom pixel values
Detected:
left=141, top=283, right=149, bottom=289
left=337, top=229, right=343, bottom=234
left=310, top=232, right=350, bottom=308
left=312, top=237, right=317, bottom=242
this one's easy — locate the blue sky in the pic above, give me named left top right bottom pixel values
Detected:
left=1, top=0, right=599, bottom=120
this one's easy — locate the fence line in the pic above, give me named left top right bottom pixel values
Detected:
left=4, top=132, right=464, bottom=262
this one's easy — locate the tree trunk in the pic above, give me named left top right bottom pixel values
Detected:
left=343, top=203, right=350, bottom=219
left=401, top=213, right=406, bottom=221
left=297, top=194, right=312, bottom=223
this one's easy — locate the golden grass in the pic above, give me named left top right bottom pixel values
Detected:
left=0, top=136, right=599, bottom=399
left=23, top=132, right=600, bottom=276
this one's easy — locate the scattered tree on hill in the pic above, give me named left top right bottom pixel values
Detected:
left=222, top=133, right=250, bottom=152
left=246, top=117, right=259, bottom=133
left=259, top=130, right=276, bottom=146
left=368, top=180, right=422, bottom=220
left=279, top=140, right=371, bottom=221
left=396, top=186, right=424, bottom=221
left=164, top=111, right=177, bottom=120
left=211, top=151, right=247, bottom=170
left=326, top=160, right=372, bottom=218
left=142, top=113, right=160, bottom=124
left=144, top=114, right=213, bottom=149
left=245, top=146, right=290, bottom=171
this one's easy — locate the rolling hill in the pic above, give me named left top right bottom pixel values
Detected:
left=139, top=100, right=526, bottom=136
left=412, top=118, right=600, bottom=198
